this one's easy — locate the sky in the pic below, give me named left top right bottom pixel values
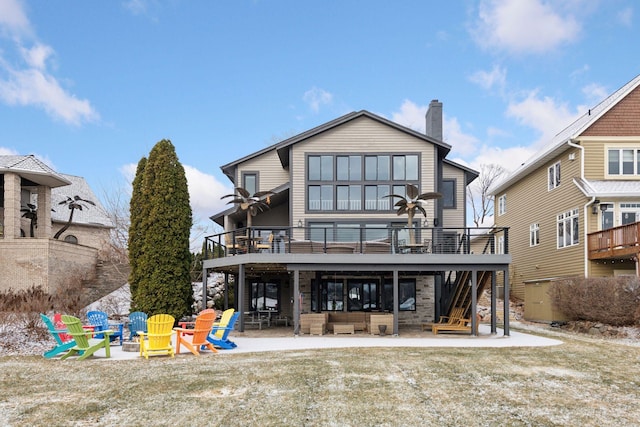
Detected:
left=1, top=0, right=639, bottom=244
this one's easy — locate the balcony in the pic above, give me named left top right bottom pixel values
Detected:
left=204, top=226, right=507, bottom=259
left=587, top=222, right=640, bottom=260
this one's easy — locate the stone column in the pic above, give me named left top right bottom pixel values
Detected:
left=36, top=185, right=52, bottom=239
left=3, top=173, right=21, bottom=240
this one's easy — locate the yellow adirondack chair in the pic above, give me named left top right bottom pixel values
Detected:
left=210, top=308, right=235, bottom=341
left=174, top=309, right=218, bottom=356
left=60, top=315, right=113, bottom=360
left=138, top=314, right=175, bottom=359
left=421, top=307, right=466, bottom=332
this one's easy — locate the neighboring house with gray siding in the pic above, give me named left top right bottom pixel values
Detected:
left=490, top=73, right=640, bottom=321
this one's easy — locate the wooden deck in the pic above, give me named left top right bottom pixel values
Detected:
left=588, top=222, right=640, bottom=260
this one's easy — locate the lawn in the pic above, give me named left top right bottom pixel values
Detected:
left=1, top=328, right=639, bottom=426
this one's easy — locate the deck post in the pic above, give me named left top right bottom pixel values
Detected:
left=293, top=269, right=300, bottom=335
left=393, top=270, right=399, bottom=335
left=238, top=264, right=245, bottom=332
left=471, top=270, right=477, bottom=336
left=490, top=271, right=497, bottom=334
left=503, top=266, right=510, bottom=336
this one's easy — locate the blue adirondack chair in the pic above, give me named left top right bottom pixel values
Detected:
left=40, top=313, right=77, bottom=358
left=127, top=311, right=148, bottom=341
left=207, top=311, right=239, bottom=350
left=87, top=310, right=124, bottom=345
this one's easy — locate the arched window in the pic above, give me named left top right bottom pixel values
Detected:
left=64, top=235, right=78, bottom=244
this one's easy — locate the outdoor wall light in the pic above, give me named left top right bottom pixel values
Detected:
left=297, top=219, right=303, bottom=228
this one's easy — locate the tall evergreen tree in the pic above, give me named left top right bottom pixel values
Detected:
left=128, top=157, right=147, bottom=306
left=131, top=140, right=194, bottom=319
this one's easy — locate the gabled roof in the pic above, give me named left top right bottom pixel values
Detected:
left=0, top=155, right=71, bottom=187
left=490, top=73, right=640, bottom=195
left=443, top=158, right=479, bottom=184
left=51, top=174, right=114, bottom=228
left=220, top=110, right=453, bottom=183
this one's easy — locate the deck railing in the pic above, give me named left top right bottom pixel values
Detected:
left=204, top=226, right=508, bottom=260
left=587, top=222, right=640, bottom=260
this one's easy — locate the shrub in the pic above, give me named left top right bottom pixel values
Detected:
left=549, top=276, right=640, bottom=326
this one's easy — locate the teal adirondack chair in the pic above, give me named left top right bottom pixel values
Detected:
left=40, top=313, right=76, bottom=359
left=127, top=311, right=148, bottom=341
left=60, top=315, right=113, bottom=360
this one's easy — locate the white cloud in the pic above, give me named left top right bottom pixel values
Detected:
left=0, top=1, right=98, bottom=125
left=618, top=7, right=633, bottom=27
left=390, top=99, right=480, bottom=157
left=303, top=87, right=333, bottom=113
left=472, top=0, right=581, bottom=54
left=390, top=99, right=427, bottom=132
left=455, top=145, right=536, bottom=174
left=0, top=0, right=31, bottom=37
left=469, top=65, right=507, bottom=92
left=506, top=90, right=582, bottom=147
left=183, top=165, right=233, bottom=222
left=581, top=82, right=609, bottom=105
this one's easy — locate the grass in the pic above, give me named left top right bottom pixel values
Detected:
left=1, top=328, right=639, bottom=426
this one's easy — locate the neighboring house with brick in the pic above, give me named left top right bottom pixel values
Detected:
left=204, top=102, right=512, bottom=335
left=490, top=73, right=640, bottom=322
left=1, top=155, right=114, bottom=296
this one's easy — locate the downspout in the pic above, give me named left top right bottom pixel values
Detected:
left=568, top=139, right=593, bottom=278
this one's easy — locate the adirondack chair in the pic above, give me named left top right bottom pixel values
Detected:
left=127, top=311, right=148, bottom=341
left=138, top=314, right=175, bottom=359
left=431, top=317, right=473, bottom=335
left=59, top=315, right=113, bottom=360
left=87, top=310, right=124, bottom=345
left=174, top=309, right=218, bottom=356
left=53, top=313, right=73, bottom=343
left=40, top=313, right=76, bottom=359
left=207, top=311, right=239, bottom=350
left=421, top=307, right=466, bottom=332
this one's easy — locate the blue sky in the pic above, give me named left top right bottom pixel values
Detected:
left=1, top=0, right=639, bottom=241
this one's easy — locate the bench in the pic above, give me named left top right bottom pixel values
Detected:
left=327, top=312, right=368, bottom=332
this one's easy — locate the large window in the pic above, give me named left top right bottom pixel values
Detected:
left=347, top=279, right=378, bottom=311
left=250, top=282, right=279, bottom=311
left=382, top=279, right=416, bottom=311
left=608, top=148, right=640, bottom=176
left=548, top=162, right=561, bottom=190
left=311, top=279, right=344, bottom=311
left=557, top=209, right=579, bottom=248
left=307, top=153, right=419, bottom=212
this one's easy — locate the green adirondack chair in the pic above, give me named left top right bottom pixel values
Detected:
left=40, top=313, right=76, bottom=359
left=60, top=315, right=113, bottom=360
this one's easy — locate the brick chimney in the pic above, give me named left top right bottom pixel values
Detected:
left=425, top=99, right=443, bottom=141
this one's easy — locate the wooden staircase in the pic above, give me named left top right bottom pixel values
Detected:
left=443, top=270, right=492, bottom=319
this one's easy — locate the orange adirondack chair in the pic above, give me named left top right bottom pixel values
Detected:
left=174, top=309, right=218, bottom=356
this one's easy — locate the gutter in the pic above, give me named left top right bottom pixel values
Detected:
left=568, top=138, right=594, bottom=278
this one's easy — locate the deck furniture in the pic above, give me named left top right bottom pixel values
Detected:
left=299, top=313, right=328, bottom=334
left=127, top=311, right=147, bottom=341
left=369, top=314, right=394, bottom=335
left=208, top=311, right=239, bottom=350
left=60, top=315, right=113, bottom=360
left=333, top=324, right=355, bottom=335
left=40, top=313, right=76, bottom=359
left=138, top=314, right=175, bottom=359
left=422, top=307, right=466, bottom=332
left=87, top=310, right=124, bottom=345
left=174, top=309, right=217, bottom=356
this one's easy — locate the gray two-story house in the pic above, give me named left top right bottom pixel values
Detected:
left=204, top=101, right=512, bottom=335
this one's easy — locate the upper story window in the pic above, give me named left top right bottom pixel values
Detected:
left=307, top=153, right=419, bottom=212
left=548, top=162, right=561, bottom=190
left=336, top=156, right=362, bottom=181
left=557, top=208, right=579, bottom=248
left=608, top=148, right=640, bottom=176
left=529, top=223, right=539, bottom=247
left=442, top=179, right=456, bottom=208
left=308, top=155, right=334, bottom=181
left=498, top=194, right=506, bottom=216
left=242, top=172, right=257, bottom=195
